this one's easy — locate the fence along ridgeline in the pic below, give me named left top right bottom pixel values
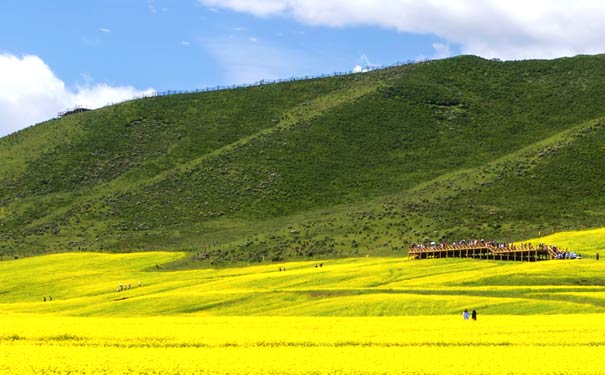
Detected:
left=56, top=59, right=421, bottom=119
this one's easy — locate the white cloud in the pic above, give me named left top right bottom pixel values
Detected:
left=352, top=65, right=368, bottom=73
left=351, top=54, right=377, bottom=73
left=181, top=41, right=191, bottom=46
left=99, top=28, right=111, bottom=33
left=0, top=54, right=155, bottom=137
left=72, top=84, right=154, bottom=108
left=198, top=0, right=605, bottom=59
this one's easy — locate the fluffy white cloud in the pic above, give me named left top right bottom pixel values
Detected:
left=0, top=54, right=155, bottom=137
left=198, top=0, right=605, bottom=59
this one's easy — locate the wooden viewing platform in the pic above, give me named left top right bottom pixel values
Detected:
left=408, top=243, right=557, bottom=262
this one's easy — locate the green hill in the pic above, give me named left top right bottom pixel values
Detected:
left=2, top=55, right=605, bottom=264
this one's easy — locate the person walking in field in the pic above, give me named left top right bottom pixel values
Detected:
left=471, top=309, right=477, bottom=321
left=462, top=309, right=470, bottom=320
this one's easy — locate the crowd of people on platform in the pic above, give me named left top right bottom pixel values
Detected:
left=409, top=239, right=587, bottom=260
left=411, top=240, right=570, bottom=251
left=410, top=239, right=535, bottom=250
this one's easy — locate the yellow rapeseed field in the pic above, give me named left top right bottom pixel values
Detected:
left=1, top=242, right=604, bottom=374
left=1, top=315, right=604, bottom=374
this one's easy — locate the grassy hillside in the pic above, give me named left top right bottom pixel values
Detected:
left=2, top=55, right=605, bottom=262
left=1, top=251, right=605, bottom=316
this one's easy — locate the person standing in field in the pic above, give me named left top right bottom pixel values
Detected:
left=462, top=309, right=470, bottom=320
left=471, top=309, right=477, bottom=321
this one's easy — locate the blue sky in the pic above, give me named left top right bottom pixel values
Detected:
left=1, top=0, right=604, bottom=137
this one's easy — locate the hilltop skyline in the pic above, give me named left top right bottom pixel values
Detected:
left=2, top=0, right=605, bottom=137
